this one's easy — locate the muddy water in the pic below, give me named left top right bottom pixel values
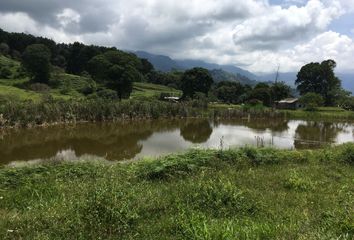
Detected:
left=1, top=119, right=353, bottom=165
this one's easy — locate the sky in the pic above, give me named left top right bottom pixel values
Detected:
left=0, top=0, right=354, bottom=73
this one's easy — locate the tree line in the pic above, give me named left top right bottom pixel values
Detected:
left=0, top=28, right=351, bottom=108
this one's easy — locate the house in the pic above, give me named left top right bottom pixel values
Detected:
left=276, top=98, right=304, bottom=110
left=163, top=96, right=180, bottom=103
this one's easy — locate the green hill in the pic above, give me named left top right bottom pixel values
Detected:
left=0, top=55, right=180, bottom=102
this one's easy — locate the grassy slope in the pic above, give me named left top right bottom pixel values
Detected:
left=0, top=55, right=180, bottom=102
left=0, top=145, right=353, bottom=239
left=131, top=82, right=181, bottom=100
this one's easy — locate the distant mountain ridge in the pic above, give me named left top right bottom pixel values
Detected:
left=135, top=51, right=257, bottom=80
left=258, top=72, right=354, bottom=94
left=135, top=51, right=354, bottom=94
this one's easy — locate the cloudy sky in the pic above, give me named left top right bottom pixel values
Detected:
left=1, top=0, right=354, bottom=73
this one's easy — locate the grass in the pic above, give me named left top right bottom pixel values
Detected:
left=0, top=85, right=41, bottom=102
left=0, top=144, right=353, bottom=239
left=131, top=82, right=181, bottom=100
left=282, top=107, right=354, bottom=120
left=208, top=103, right=243, bottom=110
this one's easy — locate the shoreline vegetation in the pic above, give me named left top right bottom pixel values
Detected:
left=0, top=144, right=353, bottom=239
left=1, top=98, right=354, bottom=129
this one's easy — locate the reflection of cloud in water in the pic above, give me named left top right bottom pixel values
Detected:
left=2, top=120, right=354, bottom=165
left=8, top=149, right=107, bottom=167
left=136, top=129, right=192, bottom=159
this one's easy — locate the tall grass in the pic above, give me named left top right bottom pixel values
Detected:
left=1, top=97, right=354, bottom=128
left=0, top=98, right=286, bottom=128
left=0, top=144, right=353, bottom=239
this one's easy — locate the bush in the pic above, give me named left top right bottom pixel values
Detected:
left=284, top=171, right=313, bottom=191
left=299, top=92, right=324, bottom=111
left=29, top=83, right=50, bottom=93
left=338, top=144, right=354, bottom=165
left=0, top=67, right=12, bottom=79
left=96, top=89, right=119, bottom=100
left=340, top=96, right=354, bottom=111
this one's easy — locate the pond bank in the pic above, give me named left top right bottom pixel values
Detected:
left=0, top=144, right=353, bottom=239
left=2, top=99, right=354, bottom=129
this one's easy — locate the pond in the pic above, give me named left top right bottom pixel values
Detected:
left=1, top=119, right=354, bottom=165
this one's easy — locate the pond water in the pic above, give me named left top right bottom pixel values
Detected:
left=1, top=119, right=354, bottom=165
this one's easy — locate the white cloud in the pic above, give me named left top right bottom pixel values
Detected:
left=0, top=12, right=81, bottom=43
left=241, top=31, right=354, bottom=73
left=0, top=0, right=353, bottom=73
left=57, top=8, right=80, bottom=28
left=233, top=0, right=344, bottom=50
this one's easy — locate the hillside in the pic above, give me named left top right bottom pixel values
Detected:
left=0, top=55, right=180, bottom=102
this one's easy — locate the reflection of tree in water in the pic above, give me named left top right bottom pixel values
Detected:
left=0, top=120, right=182, bottom=163
left=215, top=119, right=289, bottom=133
left=180, top=119, right=213, bottom=143
left=294, top=122, right=345, bottom=149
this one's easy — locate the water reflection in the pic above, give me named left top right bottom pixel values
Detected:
left=294, top=122, right=346, bottom=149
left=180, top=119, right=213, bottom=143
left=1, top=119, right=354, bottom=165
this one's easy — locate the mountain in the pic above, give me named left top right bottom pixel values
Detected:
left=135, top=51, right=182, bottom=72
left=175, top=59, right=258, bottom=80
left=210, top=69, right=258, bottom=86
left=257, top=72, right=354, bottom=94
left=135, top=51, right=257, bottom=80
left=135, top=51, right=354, bottom=94
left=257, top=72, right=297, bottom=86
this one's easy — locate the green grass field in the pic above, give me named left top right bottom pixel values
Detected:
left=0, top=145, right=353, bottom=239
left=131, top=82, right=181, bottom=100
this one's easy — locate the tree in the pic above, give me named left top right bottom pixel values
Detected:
left=22, top=44, right=51, bottom=83
left=107, top=65, right=135, bottom=100
left=0, top=43, right=10, bottom=55
left=249, top=87, right=271, bottom=106
left=295, top=60, right=341, bottom=106
left=299, top=92, right=324, bottom=111
left=271, top=82, right=291, bottom=102
left=87, top=54, right=112, bottom=82
left=215, top=81, right=245, bottom=104
left=139, top=58, right=154, bottom=75
left=180, top=119, right=213, bottom=143
left=181, top=67, right=213, bottom=98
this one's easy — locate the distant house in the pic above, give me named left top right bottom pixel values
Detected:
left=276, top=98, right=304, bottom=110
left=163, top=96, right=180, bottom=103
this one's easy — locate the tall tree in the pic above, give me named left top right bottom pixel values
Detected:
left=22, top=44, right=51, bottom=83
left=107, top=65, right=135, bottom=100
left=215, top=81, right=245, bottom=104
left=295, top=60, right=341, bottom=106
left=181, top=67, right=214, bottom=98
left=271, top=82, right=291, bottom=101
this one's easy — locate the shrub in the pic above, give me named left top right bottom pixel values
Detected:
left=338, top=144, right=354, bottom=165
left=29, top=83, right=50, bottom=93
left=341, top=96, right=354, bottom=111
left=284, top=171, right=313, bottom=191
left=299, top=92, right=324, bottom=111
left=0, top=67, right=12, bottom=79
left=247, top=99, right=263, bottom=106
left=97, top=89, right=119, bottom=100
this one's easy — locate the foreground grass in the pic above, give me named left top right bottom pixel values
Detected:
left=0, top=144, right=353, bottom=239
